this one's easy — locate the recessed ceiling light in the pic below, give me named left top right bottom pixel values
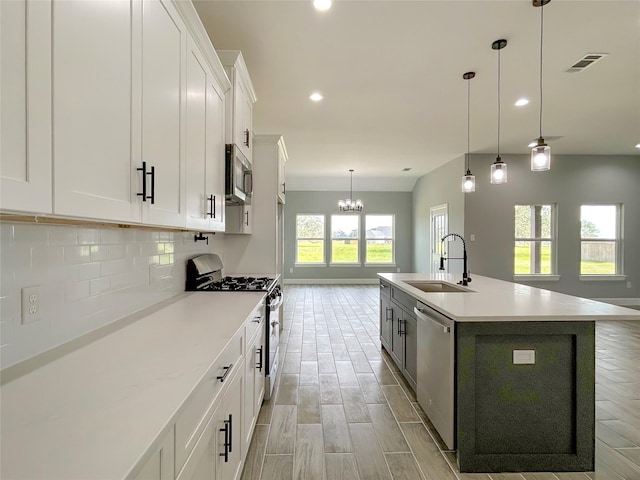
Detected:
left=515, top=98, right=529, bottom=106
left=313, top=0, right=332, bottom=11
left=402, top=168, right=412, bottom=172
left=309, top=92, right=323, bottom=102
left=635, top=143, right=640, bottom=149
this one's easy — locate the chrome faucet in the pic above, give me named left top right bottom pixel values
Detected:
left=439, top=233, right=471, bottom=286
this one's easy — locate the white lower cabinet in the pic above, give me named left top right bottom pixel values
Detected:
left=243, top=319, right=265, bottom=454
left=177, top=358, right=244, bottom=480
left=133, top=430, right=175, bottom=480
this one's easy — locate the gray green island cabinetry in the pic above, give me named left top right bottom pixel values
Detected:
left=378, top=273, right=640, bottom=474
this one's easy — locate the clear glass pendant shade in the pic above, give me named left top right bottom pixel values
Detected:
left=461, top=171, right=476, bottom=193
left=531, top=141, right=551, bottom=171
left=490, top=158, right=508, bottom=184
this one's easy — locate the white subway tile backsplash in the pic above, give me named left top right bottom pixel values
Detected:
left=0, top=222, right=219, bottom=368
left=48, top=226, right=78, bottom=246
left=73, top=262, right=101, bottom=282
left=78, top=228, right=101, bottom=245
left=64, top=246, right=91, bottom=265
left=13, top=224, right=48, bottom=245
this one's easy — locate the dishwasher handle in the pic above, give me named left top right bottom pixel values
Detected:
left=414, top=306, right=451, bottom=334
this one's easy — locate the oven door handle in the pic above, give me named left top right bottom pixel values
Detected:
left=269, top=294, right=283, bottom=311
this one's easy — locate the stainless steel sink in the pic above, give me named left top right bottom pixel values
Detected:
left=403, top=281, right=472, bottom=293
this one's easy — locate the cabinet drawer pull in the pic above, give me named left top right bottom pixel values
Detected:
left=282, top=182, right=286, bottom=194
left=256, top=346, right=263, bottom=372
left=244, top=211, right=249, bottom=226
left=220, top=417, right=230, bottom=462
left=228, top=414, right=233, bottom=453
left=252, top=316, right=261, bottom=323
left=397, top=317, right=404, bottom=336
left=149, top=165, right=155, bottom=204
left=207, top=194, right=215, bottom=218
left=385, top=307, right=392, bottom=321
left=244, top=129, right=250, bottom=147
left=216, top=363, right=233, bottom=383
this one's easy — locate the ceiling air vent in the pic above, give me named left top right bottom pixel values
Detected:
left=565, top=53, right=608, bottom=73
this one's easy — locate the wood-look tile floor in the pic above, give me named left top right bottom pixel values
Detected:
left=241, top=285, right=640, bottom=480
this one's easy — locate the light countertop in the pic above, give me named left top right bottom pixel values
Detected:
left=379, top=273, right=640, bottom=322
left=0, top=291, right=265, bottom=480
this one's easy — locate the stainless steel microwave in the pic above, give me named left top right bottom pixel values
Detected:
left=225, top=144, right=252, bottom=205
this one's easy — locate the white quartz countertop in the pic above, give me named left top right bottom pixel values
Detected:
left=0, top=291, right=265, bottom=480
left=379, top=273, right=640, bottom=322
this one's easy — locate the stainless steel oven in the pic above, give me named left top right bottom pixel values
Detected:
left=185, top=254, right=282, bottom=400
left=225, top=144, right=252, bottom=205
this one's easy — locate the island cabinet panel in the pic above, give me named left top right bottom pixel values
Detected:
left=379, top=281, right=417, bottom=391
left=456, top=320, right=595, bottom=473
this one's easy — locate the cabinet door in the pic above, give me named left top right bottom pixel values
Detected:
left=225, top=204, right=252, bottom=235
left=402, top=311, right=418, bottom=388
left=140, top=0, right=186, bottom=227
left=185, top=36, right=225, bottom=232
left=0, top=0, right=51, bottom=214
left=205, top=63, right=226, bottom=232
left=379, top=294, right=393, bottom=352
left=218, top=360, right=244, bottom=480
left=53, top=0, right=141, bottom=222
left=277, top=145, right=286, bottom=204
left=176, top=402, right=220, bottom=480
left=232, top=76, right=252, bottom=162
left=134, top=430, right=174, bottom=480
left=390, top=307, right=404, bottom=369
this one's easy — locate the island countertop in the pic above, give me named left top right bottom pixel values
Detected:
left=378, top=273, right=640, bottom=322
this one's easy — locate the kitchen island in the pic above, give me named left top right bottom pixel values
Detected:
left=378, top=272, right=640, bottom=473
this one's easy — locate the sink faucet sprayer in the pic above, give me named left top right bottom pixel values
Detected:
left=439, top=233, right=471, bottom=286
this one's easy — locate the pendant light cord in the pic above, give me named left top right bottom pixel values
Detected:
left=497, top=47, right=501, bottom=157
left=466, top=77, right=471, bottom=171
left=539, top=3, right=544, bottom=138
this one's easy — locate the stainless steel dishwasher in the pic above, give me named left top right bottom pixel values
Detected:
left=414, top=301, right=456, bottom=450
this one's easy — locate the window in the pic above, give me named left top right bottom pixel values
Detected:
left=365, top=215, right=394, bottom=264
left=514, top=204, right=556, bottom=275
left=331, top=215, right=359, bottom=264
left=296, top=214, right=325, bottom=264
left=580, top=205, right=621, bottom=275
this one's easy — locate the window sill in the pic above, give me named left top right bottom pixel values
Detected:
left=365, top=263, right=396, bottom=267
left=294, top=263, right=326, bottom=267
left=513, top=275, right=561, bottom=282
left=579, top=275, right=626, bottom=282
left=329, top=263, right=362, bottom=267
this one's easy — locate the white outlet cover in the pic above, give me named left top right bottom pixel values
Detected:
left=21, top=286, right=41, bottom=324
left=513, top=349, right=535, bottom=365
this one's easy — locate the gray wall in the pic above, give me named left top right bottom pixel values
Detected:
left=412, top=156, right=465, bottom=274
left=284, top=191, right=413, bottom=281
left=464, top=154, right=640, bottom=299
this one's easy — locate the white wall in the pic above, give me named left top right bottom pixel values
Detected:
left=0, top=223, right=223, bottom=368
left=412, top=156, right=465, bottom=274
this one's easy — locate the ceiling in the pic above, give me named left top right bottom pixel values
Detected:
left=193, top=0, right=640, bottom=191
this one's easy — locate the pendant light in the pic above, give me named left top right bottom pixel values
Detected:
left=461, top=72, right=476, bottom=193
left=531, top=0, right=551, bottom=171
left=338, top=169, right=363, bottom=212
left=491, top=39, right=508, bottom=184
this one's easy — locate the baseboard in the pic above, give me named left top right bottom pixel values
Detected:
left=283, top=278, right=380, bottom=285
left=593, top=297, right=640, bottom=306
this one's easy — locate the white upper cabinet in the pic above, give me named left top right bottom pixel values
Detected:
left=277, top=142, right=287, bottom=205
left=47, top=0, right=228, bottom=229
left=185, top=35, right=227, bottom=232
left=217, top=51, right=256, bottom=163
left=0, top=0, right=52, bottom=213
left=139, top=0, right=187, bottom=227
left=52, top=0, right=142, bottom=223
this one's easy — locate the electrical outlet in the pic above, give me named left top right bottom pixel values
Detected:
left=470, top=234, right=476, bottom=241
left=627, top=281, right=633, bottom=289
left=21, top=286, right=41, bottom=324
left=289, top=268, right=293, bottom=273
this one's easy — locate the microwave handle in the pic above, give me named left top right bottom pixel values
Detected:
left=244, top=171, right=252, bottom=195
